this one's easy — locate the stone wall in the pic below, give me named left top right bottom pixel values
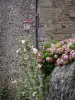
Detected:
left=39, top=0, right=75, bottom=40
left=47, top=62, right=75, bottom=100
left=0, top=0, right=35, bottom=99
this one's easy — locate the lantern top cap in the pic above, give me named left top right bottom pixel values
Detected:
left=24, top=18, right=31, bottom=23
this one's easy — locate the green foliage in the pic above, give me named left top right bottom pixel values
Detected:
left=0, top=86, right=10, bottom=100
left=51, top=40, right=58, bottom=44
left=37, top=38, right=75, bottom=77
left=41, top=61, right=55, bottom=77
left=43, top=43, right=51, bottom=49
left=71, top=42, right=75, bottom=50
left=42, top=51, right=50, bottom=59
left=56, top=42, right=62, bottom=48
left=17, top=36, right=45, bottom=100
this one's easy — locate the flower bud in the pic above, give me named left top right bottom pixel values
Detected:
left=54, top=55, right=58, bottom=59
left=46, top=57, right=50, bottom=62
left=46, top=57, right=53, bottom=62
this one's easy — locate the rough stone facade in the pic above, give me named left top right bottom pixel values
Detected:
left=0, top=0, right=36, bottom=99
left=46, top=62, right=75, bottom=100
left=40, top=0, right=75, bottom=40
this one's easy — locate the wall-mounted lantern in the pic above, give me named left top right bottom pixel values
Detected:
left=23, top=18, right=31, bottom=30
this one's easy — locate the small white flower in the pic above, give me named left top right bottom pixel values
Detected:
left=12, top=79, right=17, bottom=84
left=45, top=25, right=46, bottom=28
left=18, top=78, right=22, bottom=82
left=24, top=48, right=26, bottom=52
left=22, top=92, right=25, bottom=95
left=32, top=46, right=33, bottom=48
left=21, top=40, right=25, bottom=44
left=32, top=48, right=38, bottom=54
left=16, top=49, right=19, bottom=53
left=37, top=64, right=42, bottom=69
left=32, top=92, right=37, bottom=97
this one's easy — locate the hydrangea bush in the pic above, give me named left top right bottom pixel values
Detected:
left=37, top=38, right=75, bottom=77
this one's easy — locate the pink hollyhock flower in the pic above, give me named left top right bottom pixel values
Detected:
left=62, top=54, right=68, bottom=61
left=71, top=52, right=75, bottom=59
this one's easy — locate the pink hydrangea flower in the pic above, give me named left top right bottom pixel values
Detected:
left=50, top=48, right=55, bottom=55
left=56, top=59, right=64, bottom=66
left=65, top=48, right=71, bottom=54
left=56, top=48, right=63, bottom=54
left=62, top=45, right=67, bottom=50
left=62, top=54, right=68, bottom=61
left=69, top=54, right=72, bottom=60
left=70, top=50, right=75, bottom=54
left=68, top=42, right=72, bottom=47
left=37, top=38, right=75, bottom=68
left=64, top=60, right=68, bottom=65
left=71, top=52, right=75, bottom=59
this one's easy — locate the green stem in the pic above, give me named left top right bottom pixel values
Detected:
left=42, top=74, right=47, bottom=100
